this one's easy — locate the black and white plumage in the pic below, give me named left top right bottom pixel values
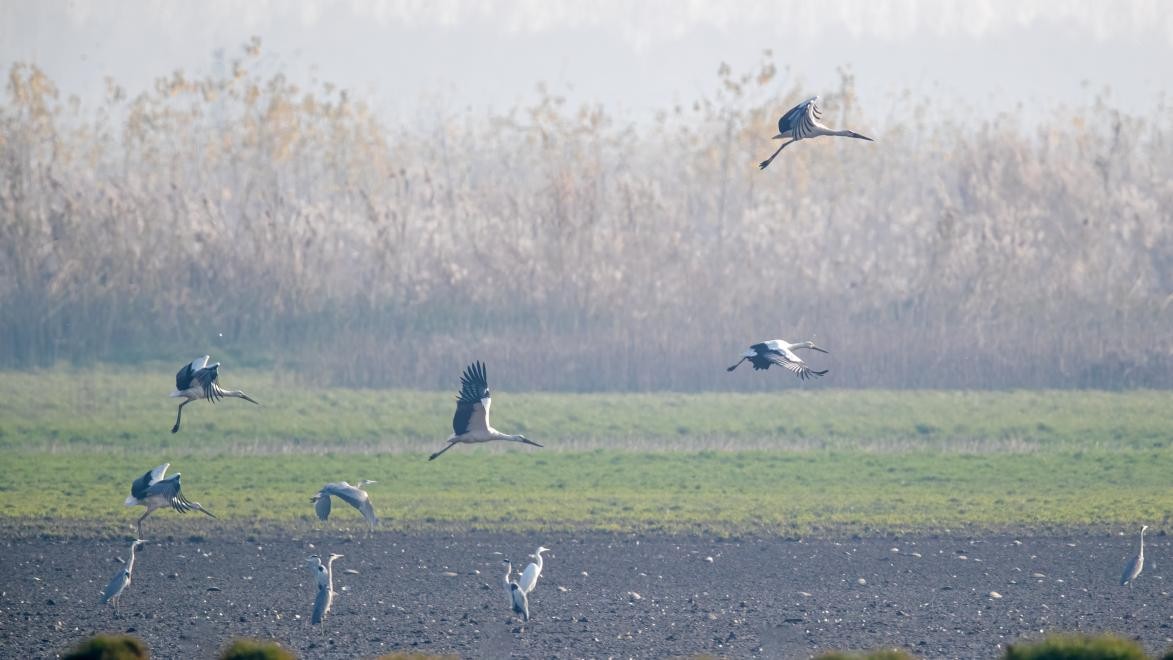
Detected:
left=759, top=96, right=874, bottom=170
left=428, top=361, right=542, bottom=460
left=124, top=463, right=215, bottom=536
left=311, top=480, right=378, bottom=531
left=1120, top=525, right=1148, bottom=587
left=170, top=355, right=260, bottom=433
left=99, top=539, right=146, bottom=612
left=727, top=339, right=829, bottom=380
left=308, top=552, right=344, bottom=625
left=518, top=546, right=550, bottom=594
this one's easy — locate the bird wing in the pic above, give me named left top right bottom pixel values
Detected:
left=312, top=585, right=330, bottom=624
left=176, top=356, right=210, bottom=390
left=1121, top=555, right=1142, bottom=584
left=452, top=361, right=490, bottom=435
left=511, top=584, right=530, bottom=620
left=100, top=567, right=130, bottom=603
left=323, top=483, right=377, bottom=529
left=130, top=463, right=170, bottom=500
left=763, top=351, right=827, bottom=380
left=314, top=492, right=332, bottom=521
left=194, top=364, right=221, bottom=401
left=777, top=96, right=820, bottom=138
left=519, top=561, right=540, bottom=593
left=146, top=475, right=200, bottom=513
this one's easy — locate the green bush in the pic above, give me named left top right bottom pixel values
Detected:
left=1004, top=634, right=1148, bottom=660
left=219, top=639, right=296, bottom=660
left=814, top=651, right=917, bottom=660
left=63, top=634, right=149, bottom=660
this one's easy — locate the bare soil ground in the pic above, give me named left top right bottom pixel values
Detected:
left=0, top=528, right=1168, bottom=659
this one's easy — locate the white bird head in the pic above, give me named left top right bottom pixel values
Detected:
left=357, top=479, right=377, bottom=488
left=801, top=340, right=829, bottom=354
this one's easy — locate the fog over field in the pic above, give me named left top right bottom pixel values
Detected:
left=1, top=1, right=1170, bottom=390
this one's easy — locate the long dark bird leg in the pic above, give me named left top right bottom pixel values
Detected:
left=428, top=442, right=458, bottom=461
left=759, top=139, right=796, bottom=170
left=726, top=357, right=748, bottom=372
left=171, top=399, right=192, bottom=433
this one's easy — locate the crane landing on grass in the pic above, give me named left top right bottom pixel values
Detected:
left=428, top=361, right=542, bottom=460
left=170, top=355, right=260, bottom=433
left=728, top=339, right=829, bottom=380
left=124, top=463, right=215, bottom=536
left=759, top=96, right=874, bottom=170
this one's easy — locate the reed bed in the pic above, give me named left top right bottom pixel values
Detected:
left=2, top=46, right=1170, bottom=389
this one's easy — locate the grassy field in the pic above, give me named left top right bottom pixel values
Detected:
left=0, top=366, right=1169, bottom=535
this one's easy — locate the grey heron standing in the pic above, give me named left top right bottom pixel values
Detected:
left=1120, top=525, right=1148, bottom=587
left=501, top=558, right=516, bottom=609
left=99, top=539, right=146, bottom=614
left=518, top=546, right=550, bottom=594
left=311, top=480, right=378, bottom=531
left=170, top=355, right=259, bottom=433
left=309, top=552, right=344, bottom=625
left=123, top=463, right=216, bottom=536
left=727, top=339, right=829, bottom=380
left=759, top=96, right=873, bottom=170
left=428, top=361, right=542, bottom=460
left=501, top=559, right=530, bottom=623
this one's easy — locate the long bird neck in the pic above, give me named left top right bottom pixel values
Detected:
left=127, top=544, right=139, bottom=573
left=1139, top=528, right=1146, bottom=555
left=533, top=552, right=544, bottom=570
left=326, top=557, right=340, bottom=592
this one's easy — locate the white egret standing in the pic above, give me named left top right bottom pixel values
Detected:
left=1120, top=525, right=1148, bottom=587
left=518, top=546, right=550, bottom=594
left=99, top=539, right=146, bottom=614
left=428, top=361, right=542, bottom=460
left=124, top=463, right=215, bottom=536
left=727, top=339, right=829, bottom=380
left=170, top=355, right=259, bottom=433
left=311, top=480, right=378, bottom=531
left=759, top=96, right=873, bottom=170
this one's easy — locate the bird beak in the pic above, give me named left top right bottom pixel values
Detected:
left=242, top=393, right=261, bottom=405
left=520, top=437, right=542, bottom=448
left=852, top=132, right=874, bottom=141
left=809, top=343, right=829, bottom=354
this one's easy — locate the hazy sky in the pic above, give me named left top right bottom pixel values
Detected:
left=3, top=0, right=1172, bottom=125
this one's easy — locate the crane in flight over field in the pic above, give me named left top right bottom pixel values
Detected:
left=124, top=463, right=216, bottom=536
left=99, top=539, right=147, bottom=614
left=759, top=96, right=874, bottom=170
left=428, top=361, right=542, bottom=460
left=311, top=480, right=378, bottom=531
left=170, top=355, right=259, bottom=433
left=1120, top=525, right=1148, bottom=587
left=727, top=339, right=829, bottom=380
